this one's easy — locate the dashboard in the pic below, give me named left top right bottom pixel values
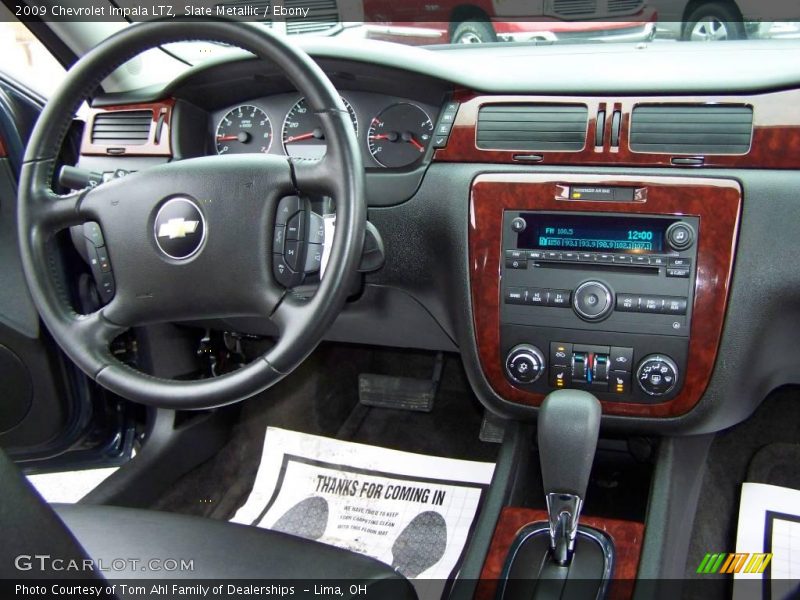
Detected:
left=73, top=41, right=800, bottom=435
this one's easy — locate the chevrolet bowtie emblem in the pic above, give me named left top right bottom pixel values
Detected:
left=158, top=218, right=199, bottom=239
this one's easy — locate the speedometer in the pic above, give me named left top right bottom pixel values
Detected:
left=215, top=105, right=272, bottom=154
left=282, top=96, right=358, bottom=159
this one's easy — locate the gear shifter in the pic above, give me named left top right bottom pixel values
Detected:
left=538, top=389, right=601, bottom=565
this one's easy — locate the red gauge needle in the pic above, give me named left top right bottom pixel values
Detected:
left=216, top=134, right=239, bottom=142
left=285, top=132, right=316, bottom=143
left=407, top=136, right=425, bottom=152
left=369, top=134, right=390, bottom=141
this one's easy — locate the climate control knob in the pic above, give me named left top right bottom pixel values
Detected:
left=636, top=354, right=679, bottom=397
left=505, top=344, right=545, bottom=385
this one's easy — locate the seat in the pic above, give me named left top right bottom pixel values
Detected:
left=1, top=450, right=415, bottom=597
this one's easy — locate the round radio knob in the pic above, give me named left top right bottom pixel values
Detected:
left=505, top=344, right=545, bottom=385
left=636, top=354, right=679, bottom=397
left=573, top=280, right=613, bottom=322
left=666, top=221, right=695, bottom=251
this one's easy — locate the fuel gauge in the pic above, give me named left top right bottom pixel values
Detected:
left=367, top=103, right=433, bottom=168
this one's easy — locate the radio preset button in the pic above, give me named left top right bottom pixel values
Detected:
left=650, top=256, right=667, bottom=266
left=633, top=256, right=650, bottom=265
left=596, top=254, right=614, bottom=263
left=613, top=255, right=632, bottom=264
left=545, top=252, right=563, bottom=261
left=573, top=281, right=613, bottom=321
left=563, top=252, right=579, bottom=261
left=578, top=252, right=595, bottom=262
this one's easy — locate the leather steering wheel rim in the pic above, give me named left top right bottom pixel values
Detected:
left=18, top=21, right=365, bottom=409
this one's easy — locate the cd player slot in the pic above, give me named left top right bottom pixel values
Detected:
left=535, top=262, right=658, bottom=276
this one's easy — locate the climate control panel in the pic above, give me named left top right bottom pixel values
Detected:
left=502, top=335, right=685, bottom=403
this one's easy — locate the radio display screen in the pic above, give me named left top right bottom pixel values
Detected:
left=517, top=214, right=669, bottom=253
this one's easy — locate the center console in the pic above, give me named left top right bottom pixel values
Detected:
left=469, top=174, right=741, bottom=418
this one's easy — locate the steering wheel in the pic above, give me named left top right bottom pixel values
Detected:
left=17, top=21, right=365, bottom=409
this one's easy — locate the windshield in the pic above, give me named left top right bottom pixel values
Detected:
left=154, top=0, right=800, bottom=66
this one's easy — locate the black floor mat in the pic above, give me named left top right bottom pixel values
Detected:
left=151, top=344, right=497, bottom=519
left=684, top=387, right=800, bottom=589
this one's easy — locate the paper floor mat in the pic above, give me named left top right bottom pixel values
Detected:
left=232, top=427, right=495, bottom=596
left=732, top=483, right=800, bottom=600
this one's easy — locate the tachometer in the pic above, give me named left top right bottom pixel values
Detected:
left=215, top=105, right=272, bottom=154
left=282, top=96, right=358, bottom=159
left=367, top=103, right=433, bottom=168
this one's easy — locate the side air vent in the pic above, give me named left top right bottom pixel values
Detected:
left=90, top=110, right=152, bottom=146
left=477, top=104, right=589, bottom=151
left=630, top=105, right=753, bottom=155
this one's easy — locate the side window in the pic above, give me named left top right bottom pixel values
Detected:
left=0, top=19, right=66, bottom=97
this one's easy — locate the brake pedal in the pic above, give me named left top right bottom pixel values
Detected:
left=358, top=352, right=443, bottom=413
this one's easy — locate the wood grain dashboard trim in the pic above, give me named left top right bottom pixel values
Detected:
left=477, top=508, right=644, bottom=600
left=435, top=89, right=800, bottom=168
left=80, top=99, right=175, bottom=157
left=469, top=174, right=741, bottom=418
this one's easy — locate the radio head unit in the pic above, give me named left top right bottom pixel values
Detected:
left=500, top=210, right=698, bottom=404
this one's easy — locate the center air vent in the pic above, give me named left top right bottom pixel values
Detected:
left=90, top=110, right=152, bottom=146
left=630, top=105, right=753, bottom=155
left=477, top=104, right=588, bottom=152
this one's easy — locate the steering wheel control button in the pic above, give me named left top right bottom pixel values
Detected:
left=273, top=225, right=286, bottom=253
left=573, top=280, right=613, bottom=322
left=284, top=240, right=303, bottom=271
left=304, top=243, right=323, bottom=273
left=273, top=255, right=303, bottom=288
left=511, top=217, right=527, bottom=233
left=97, top=272, right=115, bottom=303
left=505, top=344, right=545, bottom=385
left=276, top=195, right=302, bottom=225
left=666, top=221, right=695, bottom=251
left=95, top=247, right=111, bottom=273
left=154, top=198, right=206, bottom=260
left=83, top=222, right=105, bottom=247
left=636, top=355, right=679, bottom=397
left=308, top=212, right=325, bottom=244
left=286, top=211, right=306, bottom=241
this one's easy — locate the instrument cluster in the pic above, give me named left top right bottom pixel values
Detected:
left=210, top=91, right=439, bottom=169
